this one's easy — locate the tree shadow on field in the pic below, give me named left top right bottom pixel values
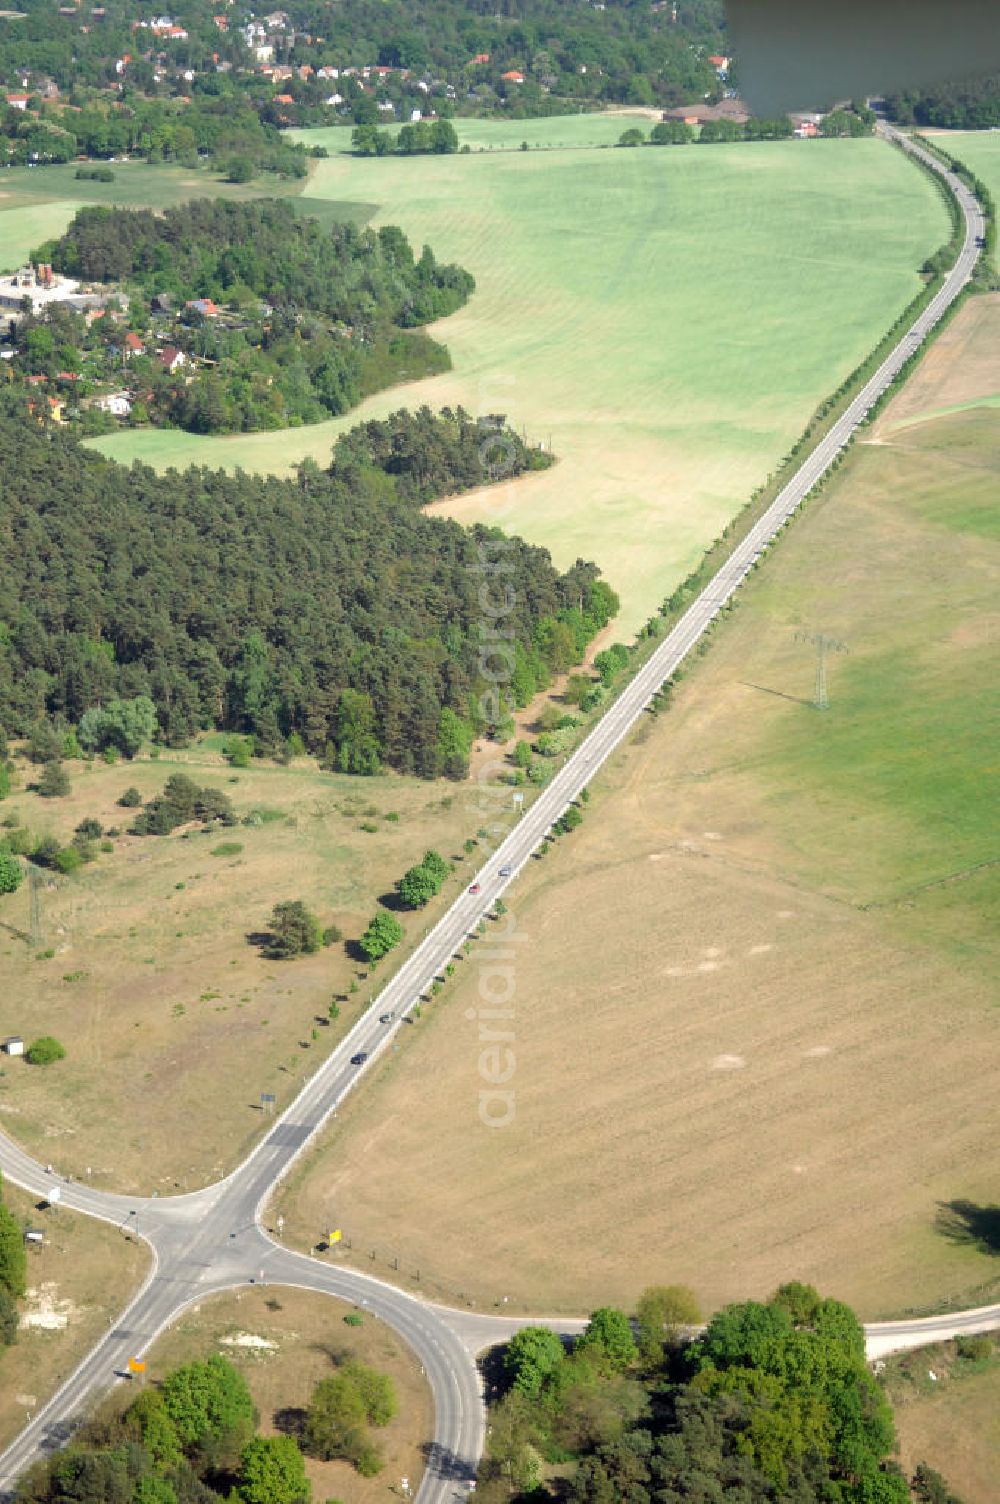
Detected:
left=376, top=888, right=410, bottom=914
left=935, top=1199, right=1000, bottom=1255
left=273, top=1406, right=307, bottom=1440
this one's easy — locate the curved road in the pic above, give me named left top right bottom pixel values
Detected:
left=0, top=126, right=993, bottom=1499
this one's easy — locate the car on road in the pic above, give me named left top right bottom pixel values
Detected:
left=468, top=882, right=480, bottom=894
left=379, top=1012, right=394, bottom=1024
left=498, top=865, right=512, bottom=877
left=350, top=1051, right=369, bottom=1066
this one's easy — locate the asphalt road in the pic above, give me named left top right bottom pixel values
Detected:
left=0, top=126, right=992, bottom=1500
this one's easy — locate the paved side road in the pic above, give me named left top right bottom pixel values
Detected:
left=0, top=126, right=991, bottom=1501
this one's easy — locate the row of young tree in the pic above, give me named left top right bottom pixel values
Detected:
left=0, top=397, right=618, bottom=776
left=618, top=107, right=874, bottom=149
left=352, top=118, right=460, bottom=156
left=481, top=1283, right=966, bottom=1503
left=1, top=89, right=314, bottom=176
left=16, top=1348, right=399, bottom=1503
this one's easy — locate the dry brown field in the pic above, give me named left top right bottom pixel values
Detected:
left=118, top=1286, right=432, bottom=1504
left=0, top=746, right=510, bottom=1192
left=274, top=301, right=1000, bottom=1320
left=0, top=1182, right=147, bottom=1455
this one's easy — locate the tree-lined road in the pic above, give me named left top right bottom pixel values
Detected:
left=0, top=126, right=993, bottom=1500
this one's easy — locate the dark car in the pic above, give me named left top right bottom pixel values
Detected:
left=350, top=1051, right=369, bottom=1066
left=379, top=1012, right=394, bottom=1024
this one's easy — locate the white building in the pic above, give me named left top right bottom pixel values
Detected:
left=96, top=392, right=132, bottom=418
left=0, top=264, right=80, bottom=316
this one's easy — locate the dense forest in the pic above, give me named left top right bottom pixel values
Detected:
left=885, top=75, right=1000, bottom=128
left=24, top=202, right=474, bottom=433
left=479, top=1283, right=965, bottom=1504
left=0, top=396, right=617, bottom=774
left=331, top=405, right=554, bottom=505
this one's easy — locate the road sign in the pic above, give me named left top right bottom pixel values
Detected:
left=327, top=1229, right=342, bottom=1244
left=47, top=1187, right=61, bottom=1205
left=127, top=1359, right=145, bottom=1375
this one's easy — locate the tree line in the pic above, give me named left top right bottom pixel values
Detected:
left=0, top=396, right=618, bottom=776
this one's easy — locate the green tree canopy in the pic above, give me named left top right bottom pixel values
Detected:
left=160, top=1354, right=256, bottom=1452
left=237, top=1434, right=310, bottom=1504
left=504, top=1325, right=566, bottom=1399
left=266, top=901, right=323, bottom=959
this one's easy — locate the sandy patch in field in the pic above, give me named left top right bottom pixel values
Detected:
left=20, top=1282, right=82, bottom=1331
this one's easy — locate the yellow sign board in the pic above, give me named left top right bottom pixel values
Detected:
left=328, top=1229, right=342, bottom=1244
left=128, top=1359, right=146, bottom=1374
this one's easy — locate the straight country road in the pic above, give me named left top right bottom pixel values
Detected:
left=0, top=125, right=993, bottom=1501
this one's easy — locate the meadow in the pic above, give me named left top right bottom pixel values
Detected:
left=274, top=295, right=1000, bottom=1320
left=0, top=743, right=512, bottom=1192
left=0, top=1183, right=147, bottom=1456
left=85, top=122, right=949, bottom=634
left=887, top=1339, right=1000, bottom=1504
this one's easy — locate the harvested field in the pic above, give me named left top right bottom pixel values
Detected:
left=275, top=319, right=1000, bottom=1319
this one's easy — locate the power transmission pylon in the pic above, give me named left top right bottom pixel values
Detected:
left=795, top=632, right=849, bottom=710
left=29, top=864, right=42, bottom=948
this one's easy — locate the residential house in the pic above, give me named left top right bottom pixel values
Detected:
left=158, top=346, right=187, bottom=373
left=5, top=93, right=29, bottom=110
left=123, top=331, right=143, bottom=357
left=501, top=70, right=525, bottom=84
left=96, top=391, right=132, bottom=417
left=185, top=298, right=219, bottom=318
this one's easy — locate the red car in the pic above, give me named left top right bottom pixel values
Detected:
left=469, top=883, right=481, bottom=894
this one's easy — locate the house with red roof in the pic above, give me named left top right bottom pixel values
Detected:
left=501, top=69, right=525, bottom=83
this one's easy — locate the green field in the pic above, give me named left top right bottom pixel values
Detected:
left=0, top=159, right=371, bottom=273
left=78, top=125, right=948, bottom=633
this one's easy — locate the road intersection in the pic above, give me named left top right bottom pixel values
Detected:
left=0, top=126, right=995, bottom=1500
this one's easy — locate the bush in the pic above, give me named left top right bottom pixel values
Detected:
left=359, top=910, right=404, bottom=962
left=955, top=1334, right=994, bottom=1362
left=266, top=900, right=322, bottom=958
left=26, top=1036, right=66, bottom=1066
left=118, top=787, right=142, bottom=808
left=75, top=818, right=102, bottom=839
left=37, top=760, right=70, bottom=798
left=322, top=924, right=342, bottom=947
left=0, top=852, right=22, bottom=894
left=211, top=842, right=243, bottom=857
left=54, top=846, right=83, bottom=874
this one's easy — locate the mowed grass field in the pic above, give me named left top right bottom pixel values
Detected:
left=0, top=1182, right=147, bottom=1456
left=274, top=297, right=1000, bottom=1320
left=121, top=1287, right=432, bottom=1504
left=0, top=745, right=511, bottom=1192
left=89, top=124, right=949, bottom=634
